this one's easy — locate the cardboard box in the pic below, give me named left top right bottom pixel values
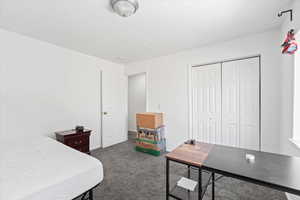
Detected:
left=136, top=112, right=164, bottom=129
left=136, top=141, right=160, bottom=151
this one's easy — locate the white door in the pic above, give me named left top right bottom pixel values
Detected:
left=101, top=70, right=127, bottom=148
left=191, top=57, right=260, bottom=150
left=222, top=61, right=240, bottom=148
left=237, top=58, right=260, bottom=150
left=191, top=64, right=222, bottom=144
left=222, top=58, right=260, bottom=150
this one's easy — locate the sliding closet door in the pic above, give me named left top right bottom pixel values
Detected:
left=221, top=61, right=240, bottom=148
left=222, top=57, right=260, bottom=150
left=191, top=64, right=222, bottom=144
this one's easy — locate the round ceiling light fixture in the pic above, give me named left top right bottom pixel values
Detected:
left=111, top=0, right=139, bottom=17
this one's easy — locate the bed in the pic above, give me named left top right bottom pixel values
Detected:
left=0, top=136, right=103, bottom=200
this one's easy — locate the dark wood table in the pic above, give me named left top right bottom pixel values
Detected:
left=166, top=142, right=300, bottom=200
left=165, top=142, right=213, bottom=200
left=202, top=144, right=300, bottom=199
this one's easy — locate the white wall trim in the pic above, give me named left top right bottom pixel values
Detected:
left=189, top=54, right=261, bottom=68
left=145, top=72, right=149, bottom=112
left=187, top=64, right=193, bottom=140
left=99, top=69, right=103, bottom=148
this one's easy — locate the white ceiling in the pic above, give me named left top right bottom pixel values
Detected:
left=0, top=0, right=291, bottom=63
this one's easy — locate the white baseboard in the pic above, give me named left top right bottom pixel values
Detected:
left=286, top=193, right=300, bottom=200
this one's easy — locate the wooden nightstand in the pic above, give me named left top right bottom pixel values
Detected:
left=55, top=129, right=92, bottom=154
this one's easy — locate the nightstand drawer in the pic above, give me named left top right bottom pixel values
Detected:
left=65, top=136, right=89, bottom=147
left=75, top=145, right=89, bottom=153
left=55, top=129, right=91, bottom=154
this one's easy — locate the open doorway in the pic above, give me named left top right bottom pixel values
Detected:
left=128, top=73, right=147, bottom=140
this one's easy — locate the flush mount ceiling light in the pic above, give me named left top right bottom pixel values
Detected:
left=111, top=0, right=139, bottom=17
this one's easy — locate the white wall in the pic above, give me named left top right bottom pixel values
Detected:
left=128, top=73, right=146, bottom=132
left=294, top=32, right=300, bottom=141
left=0, top=29, right=127, bottom=150
left=126, top=29, right=282, bottom=152
left=280, top=0, right=300, bottom=157
left=0, top=59, right=4, bottom=137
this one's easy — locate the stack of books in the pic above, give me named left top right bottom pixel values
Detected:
left=135, top=113, right=166, bottom=156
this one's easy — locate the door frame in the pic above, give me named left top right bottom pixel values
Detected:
left=188, top=55, right=262, bottom=150
left=99, top=69, right=103, bottom=148
left=127, top=72, right=148, bottom=132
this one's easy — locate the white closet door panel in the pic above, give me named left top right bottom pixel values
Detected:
left=238, top=58, right=260, bottom=150
left=192, top=64, right=221, bottom=144
left=222, top=62, right=240, bottom=148
left=191, top=57, right=259, bottom=150
left=222, top=58, right=260, bottom=150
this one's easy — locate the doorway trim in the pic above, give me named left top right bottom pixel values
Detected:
left=187, top=55, right=262, bottom=151
left=99, top=69, right=103, bottom=148
left=127, top=72, right=148, bottom=133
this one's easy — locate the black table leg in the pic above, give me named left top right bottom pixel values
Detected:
left=199, top=168, right=202, bottom=200
left=166, top=158, right=169, bottom=200
left=188, top=165, right=191, bottom=196
left=212, top=172, right=215, bottom=200
left=89, top=189, right=93, bottom=200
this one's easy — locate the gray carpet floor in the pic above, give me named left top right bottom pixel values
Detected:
left=87, top=136, right=287, bottom=200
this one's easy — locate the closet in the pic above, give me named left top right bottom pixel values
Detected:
left=191, top=57, right=260, bottom=150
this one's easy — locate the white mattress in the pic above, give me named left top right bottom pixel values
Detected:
left=0, top=136, right=103, bottom=200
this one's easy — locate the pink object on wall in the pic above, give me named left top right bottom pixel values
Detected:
left=281, top=29, right=298, bottom=54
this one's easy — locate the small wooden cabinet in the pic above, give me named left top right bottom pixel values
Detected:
left=55, top=129, right=91, bottom=154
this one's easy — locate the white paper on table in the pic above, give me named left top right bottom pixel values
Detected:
left=177, top=177, right=198, bottom=191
